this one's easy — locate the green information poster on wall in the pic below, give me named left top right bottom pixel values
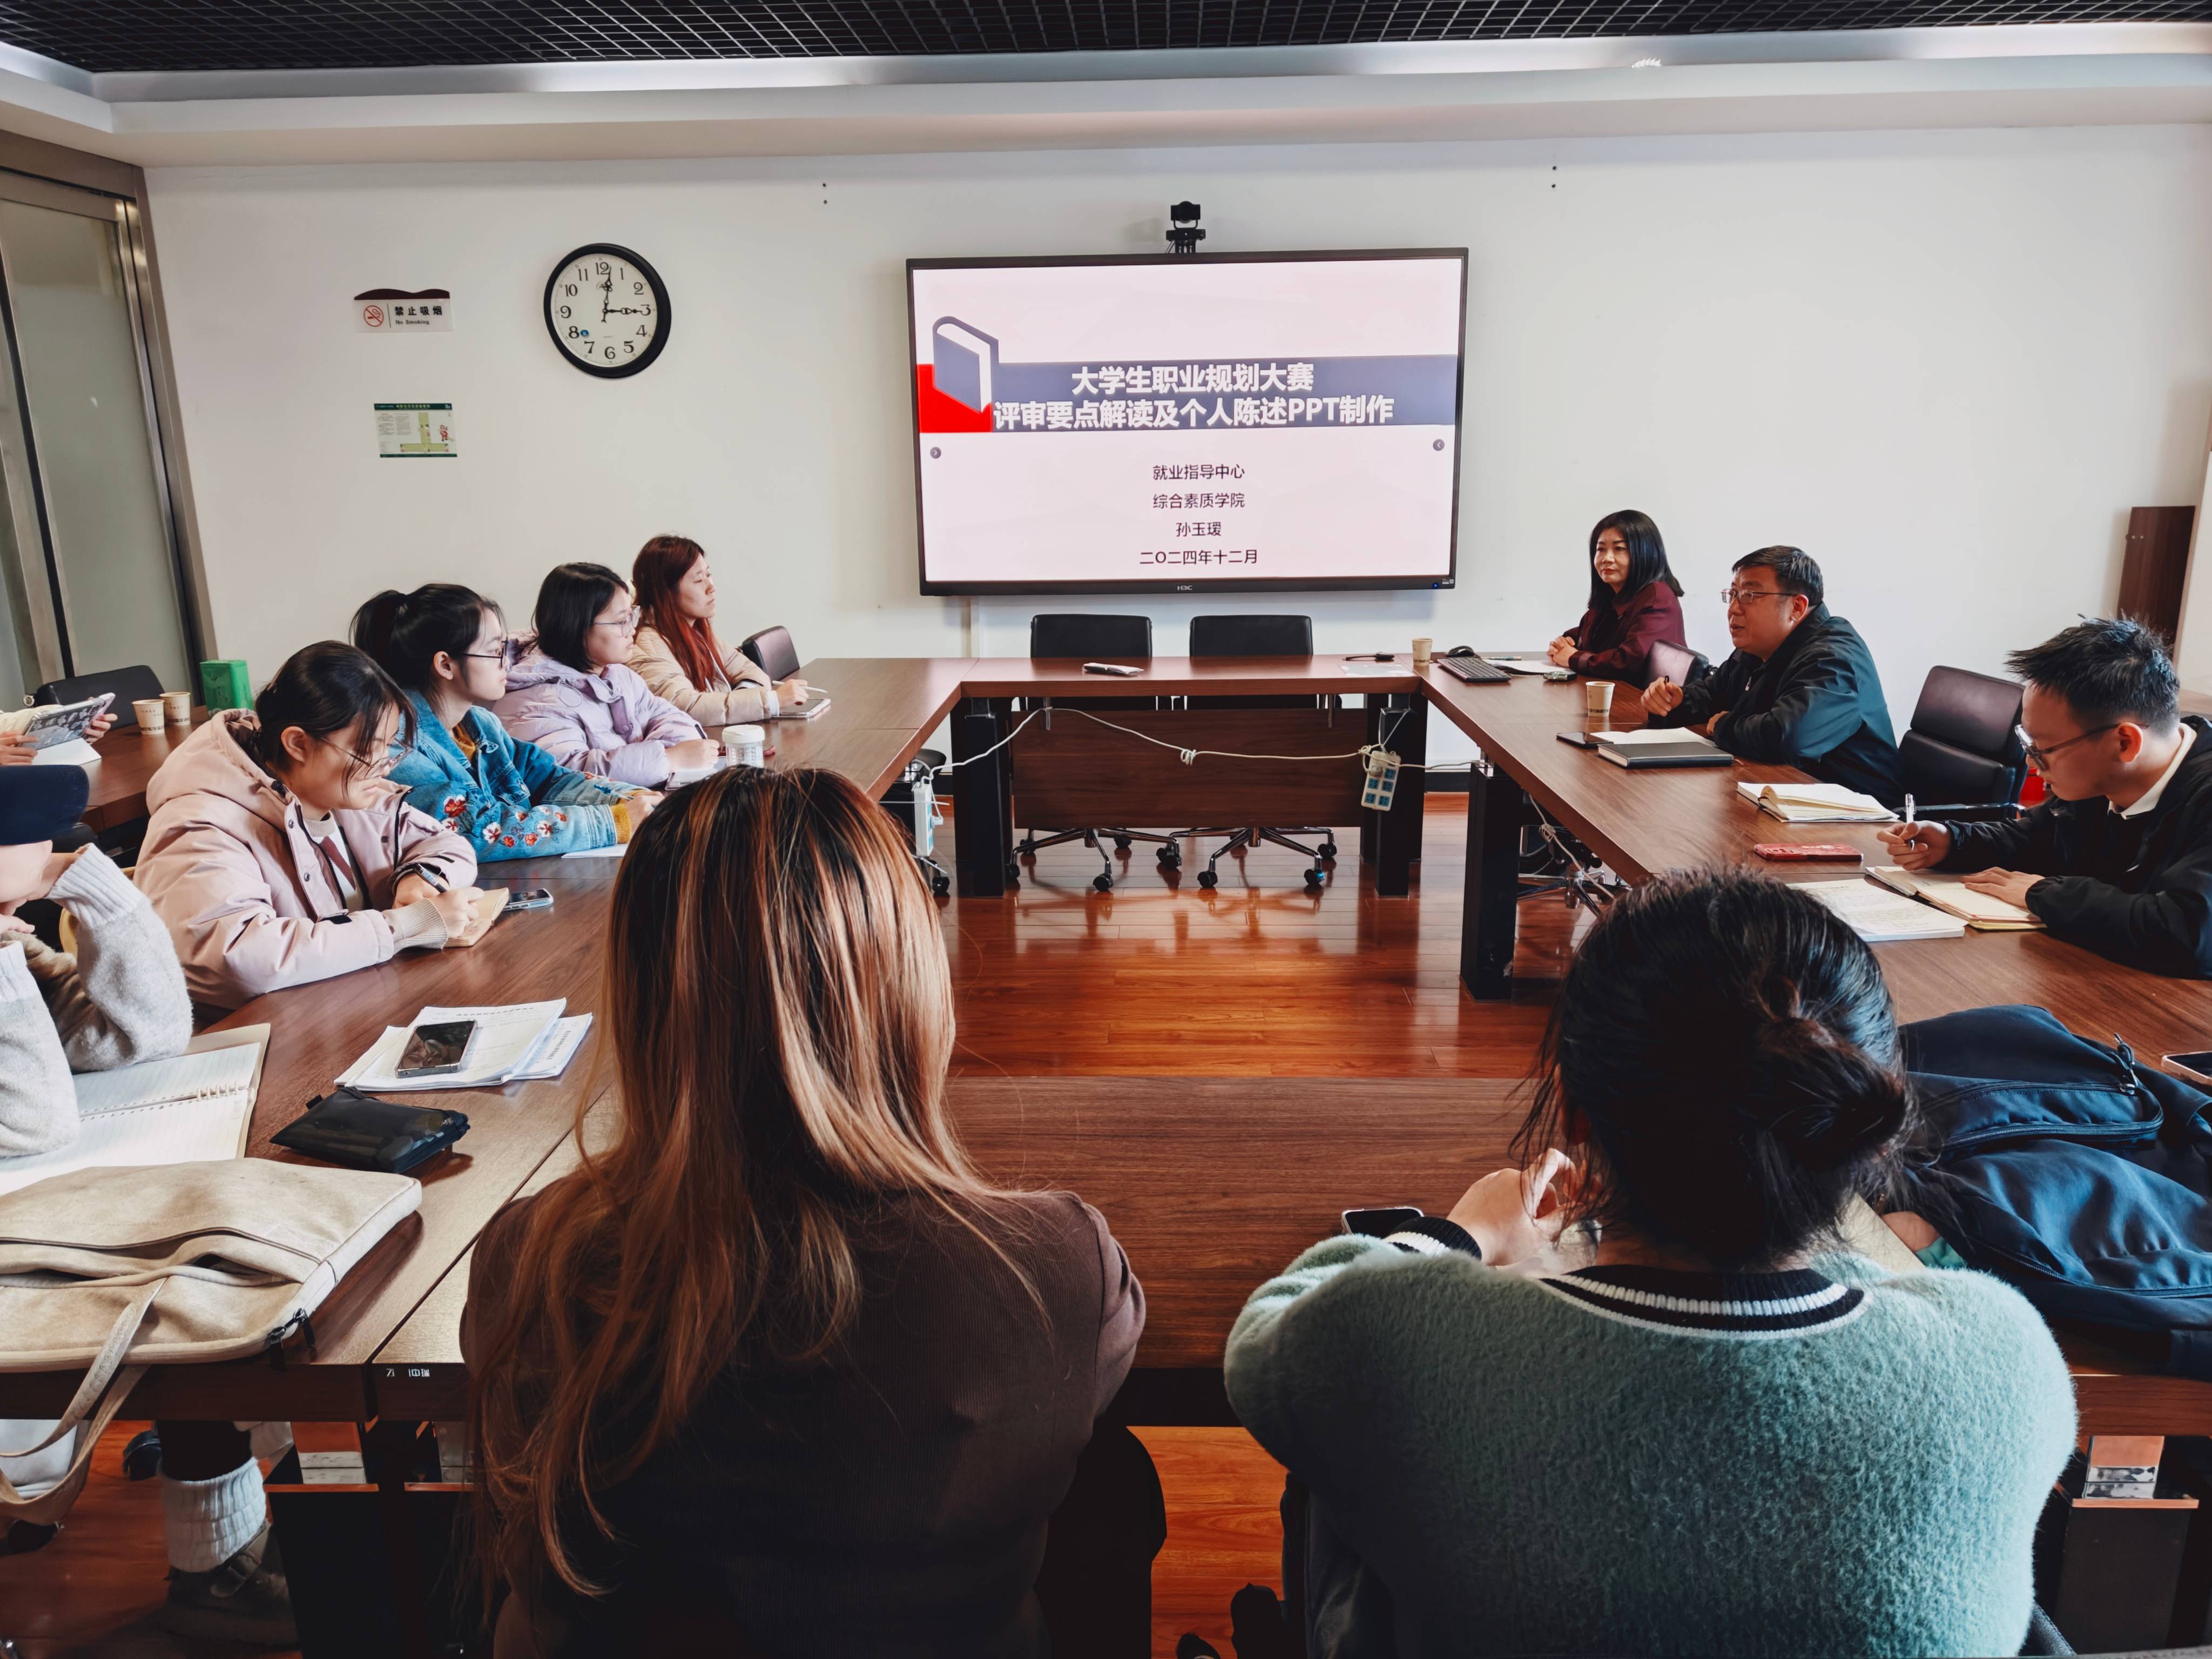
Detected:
left=375, top=402, right=455, bottom=457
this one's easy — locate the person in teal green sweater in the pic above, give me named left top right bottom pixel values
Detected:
left=1226, top=870, right=2076, bottom=1658
left=354, top=585, right=658, bottom=859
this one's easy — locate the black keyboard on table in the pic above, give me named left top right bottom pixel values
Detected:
left=1436, top=655, right=1512, bottom=684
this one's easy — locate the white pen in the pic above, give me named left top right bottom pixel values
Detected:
left=1903, top=793, right=1916, bottom=852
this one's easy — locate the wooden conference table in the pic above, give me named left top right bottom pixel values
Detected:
left=19, top=657, right=2212, bottom=1428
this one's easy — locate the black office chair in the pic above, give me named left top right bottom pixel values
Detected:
left=1183, top=614, right=1338, bottom=891
left=741, top=625, right=950, bottom=893
left=1018, top=614, right=1172, bottom=891
left=737, top=625, right=801, bottom=684
left=33, top=664, right=164, bottom=729
left=1644, top=639, right=1710, bottom=689
left=1901, top=666, right=2027, bottom=819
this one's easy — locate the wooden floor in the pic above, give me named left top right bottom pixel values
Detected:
left=3, top=801, right=1572, bottom=1657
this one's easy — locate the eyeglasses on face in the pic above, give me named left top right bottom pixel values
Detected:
left=1720, top=586, right=1796, bottom=608
left=2015, top=721, right=2118, bottom=770
left=462, top=638, right=517, bottom=666
left=319, top=733, right=406, bottom=777
left=592, top=609, right=643, bottom=632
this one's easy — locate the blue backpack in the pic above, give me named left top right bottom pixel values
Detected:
left=1903, top=1003, right=2212, bottom=1380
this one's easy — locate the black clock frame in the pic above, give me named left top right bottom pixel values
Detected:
left=544, top=244, right=670, bottom=379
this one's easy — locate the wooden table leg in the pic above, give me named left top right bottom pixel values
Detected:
left=362, top=1419, right=437, bottom=1659
left=952, top=699, right=1008, bottom=898
left=1375, top=694, right=1426, bottom=896
left=1461, top=759, right=1521, bottom=1000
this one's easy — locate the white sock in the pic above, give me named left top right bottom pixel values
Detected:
left=160, top=1458, right=265, bottom=1573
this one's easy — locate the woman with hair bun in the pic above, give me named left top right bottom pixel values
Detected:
left=1227, top=869, right=2075, bottom=1657
left=1546, top=508, right=1687, bottom=685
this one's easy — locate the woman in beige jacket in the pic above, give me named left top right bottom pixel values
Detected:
left=136, top=642, right=483, bottom=1012
left=628, top=534, right=808, bottom=727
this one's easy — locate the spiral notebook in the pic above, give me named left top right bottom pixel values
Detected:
left=0, top=1025, right=267, bottom=1198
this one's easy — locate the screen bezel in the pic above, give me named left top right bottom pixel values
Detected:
left=907, top=248, right=1469, bottom=597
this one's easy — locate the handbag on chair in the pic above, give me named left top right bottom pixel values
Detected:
left=0, top=1159, right=421, bottom=1527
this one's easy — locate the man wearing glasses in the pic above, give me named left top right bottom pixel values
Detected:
left=1642, top=546, right=1904, bottom=806
left=1879, top=618, right=2212, bottom=976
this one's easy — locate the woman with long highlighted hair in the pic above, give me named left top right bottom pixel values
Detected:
left=628, top=534, right=808, bottom=727
left=464, top=767, right=1145, bottom=1657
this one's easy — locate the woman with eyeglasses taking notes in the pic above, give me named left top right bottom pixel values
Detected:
left=497, top=563, right=718, bottom=787
left=355, top=584, right=658, bottom=860
left=134, top=642, right=483, bottom=1012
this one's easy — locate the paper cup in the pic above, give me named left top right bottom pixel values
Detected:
left=161, top=691, right=192, bottom=727
left=1584, top=680, right=1615, bottom=717
left=724, top=724, right=766, bottom=767
left=1412, top=637, right=1433, bottom=667
left=132, top=697, right=165, bottom=731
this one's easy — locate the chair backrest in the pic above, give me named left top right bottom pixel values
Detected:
left=738, top=626, right=801, bottom=683
left=1189, top=614, right=1312, bottom=659
left=1029, top=614, right=1151, bottom=661
left=33, top=665, right=165, bottom=729
left=1902, top=666, right=2026, bottom=808
left=1644, top=640, right=1709, bottom=687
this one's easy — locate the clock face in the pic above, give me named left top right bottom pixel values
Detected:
left=544, top=244, right=669, bottom=377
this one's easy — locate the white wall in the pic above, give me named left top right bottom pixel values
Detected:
left=146, top=125, right=2212, bottom=763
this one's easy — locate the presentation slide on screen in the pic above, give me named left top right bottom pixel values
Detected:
left=911, top=255, right=1465, bottom=588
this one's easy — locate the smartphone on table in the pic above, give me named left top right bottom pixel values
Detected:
left=508, top=888, right=554, bottom=911
left=1341, top=1206, right=1425, bottom=1238
left=396, top=1019, right=480, bottom=1079
left=2164, top=1052, right=2212, bottom=1089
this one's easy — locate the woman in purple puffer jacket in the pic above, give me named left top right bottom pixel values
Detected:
left=495, top=562, right=720, bottom=788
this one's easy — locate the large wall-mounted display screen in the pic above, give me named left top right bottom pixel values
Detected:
left=909, top=251, right=1467, bottom=595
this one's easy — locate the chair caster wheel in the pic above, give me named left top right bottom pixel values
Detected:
left=1004, top=860, right=1021, bottom=881
left=931, top=874, right=950, bottom=897
left=1197, top=869, right=1218, bottom=888
left=1319, top=841, right=1339, bottom=860
left=1158, top=851, right=1181, bottom=868
left=1114, top=836, right=1132, bottom=851
left=1092, top=874, right=1114, bottom=893
left=123, top=1427, right=161, bottom=1481
left=1304, top=869, right=1324, bottom=889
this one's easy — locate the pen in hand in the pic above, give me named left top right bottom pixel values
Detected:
left=1903, top=794, right=1916, bottom=853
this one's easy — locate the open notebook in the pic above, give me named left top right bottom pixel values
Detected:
left=1867, top=866, right=2043, bottom=931
left=0, top=1024, right=267, bottom=1198
left=1796, top=878, right=1967, bottom=942
left=1737, top=782, right=1896, bottom=823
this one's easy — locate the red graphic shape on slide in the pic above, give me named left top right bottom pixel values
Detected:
left=916, top=365, right=993, bottom=434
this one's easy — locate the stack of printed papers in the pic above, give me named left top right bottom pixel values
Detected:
left=1867, top=866, right=2043, bottom=930
left=341, top=1000, right=592, bottom=1092
left=1737, top=782, right=1897, bottom=822
left=1797, top=878, right=1967, bottom=942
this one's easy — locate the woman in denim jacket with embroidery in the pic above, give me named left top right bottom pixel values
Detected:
left=355, top=586, right=659, bottom=859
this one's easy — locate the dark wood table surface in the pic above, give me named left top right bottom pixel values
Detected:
left=81, top=706, right=208, bottom=831
left=14, top=656, right=2211, bottom=1435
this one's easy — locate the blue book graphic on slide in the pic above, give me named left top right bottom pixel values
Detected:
left=932, top=317, right=999, bottom=412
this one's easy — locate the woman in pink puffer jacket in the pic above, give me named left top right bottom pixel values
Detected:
left=494, top=562, right=717, bottom=788
left=136, top=643, right=482, bottom=1012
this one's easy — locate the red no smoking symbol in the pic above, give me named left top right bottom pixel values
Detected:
left=362, top=304, right=385, bottom=327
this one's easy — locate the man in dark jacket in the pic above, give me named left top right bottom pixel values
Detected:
left=1641, top=546, right=1904, bottom=805
left=1879, top=617, right=2212, bottom=977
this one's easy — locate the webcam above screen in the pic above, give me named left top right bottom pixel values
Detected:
left=907, top=250, right=1468, bottom=597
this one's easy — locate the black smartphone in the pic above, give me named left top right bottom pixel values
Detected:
left=1555, top=731, right=1597, bottom=749
left=396, top=1019, right=480, bottom=1078
left=508, top=888, right=554, bottom=911
left=2165, top=1052, right=2212, bottom=1088
left=1341, top=1206, right=1424, bottom=1238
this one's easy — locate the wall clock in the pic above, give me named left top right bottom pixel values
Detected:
left=544, top=244, right=669, bottom=377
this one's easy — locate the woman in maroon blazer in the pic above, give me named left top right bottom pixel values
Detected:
left=1547, top=509, right=1687, bottom=686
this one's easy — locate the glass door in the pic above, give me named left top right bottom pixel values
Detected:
left=0, top=173, right=194, bottom=705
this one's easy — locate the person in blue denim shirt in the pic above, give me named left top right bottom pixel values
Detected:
left=354, top=585, right=657, bottom=859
